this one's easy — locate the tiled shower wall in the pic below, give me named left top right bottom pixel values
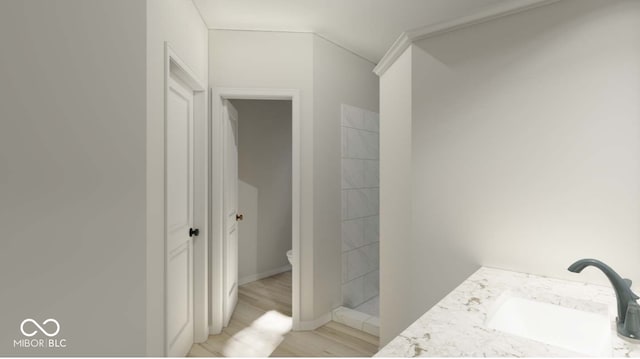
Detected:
left=341, top=104, right=380, bottom=310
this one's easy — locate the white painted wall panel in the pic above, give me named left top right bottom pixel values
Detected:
left=0, top=0, right=147, bottom=355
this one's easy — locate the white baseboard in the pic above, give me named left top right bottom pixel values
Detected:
left=238, top=264, right=292, bottom=286
left=295, top=312, right=331, bottom=331
left=208, top=324, right=221, bottom=335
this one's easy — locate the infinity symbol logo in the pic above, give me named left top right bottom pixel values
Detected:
left=20, top=319, right=60, bottom=337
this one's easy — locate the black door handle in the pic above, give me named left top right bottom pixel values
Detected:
left=189, top=228, right=200, bottom=237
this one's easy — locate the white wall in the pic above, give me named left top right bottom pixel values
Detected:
left=378, top=48, right=415, bottom=345
left=210, top=30, right=378, bottom=324
left=380, top=0, right=640, bottom=346
left=0, top=0, right=147, bottom=355
left=0, top=0, right=207, bottom=355
left=312, top=35, right=379, bottom=317
left=233, top=100, right=292, bottom=284
left=147, top=0, right=208, bottom=354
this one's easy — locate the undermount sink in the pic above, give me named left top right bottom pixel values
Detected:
left=486, top=293, right=612, bottom=356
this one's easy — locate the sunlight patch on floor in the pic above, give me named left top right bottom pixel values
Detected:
left=222, top=310, right=293, bottom=357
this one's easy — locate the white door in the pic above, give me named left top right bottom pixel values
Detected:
left=166, top=76, right=195, bottom=357
left=223, top=99, right=239, bottom=326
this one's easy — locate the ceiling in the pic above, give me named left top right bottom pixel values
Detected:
left=192, top=0, right=515, bottom=63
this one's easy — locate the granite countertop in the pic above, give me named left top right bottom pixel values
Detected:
left=375, top=267, right=640, bottom=357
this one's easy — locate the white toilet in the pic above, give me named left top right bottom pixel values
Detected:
left=286, top=250, right=293, bottom=265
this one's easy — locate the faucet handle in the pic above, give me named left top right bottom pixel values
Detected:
left=624, top=278, right=633, bottom=287
left=622, top=302, right=640, bottom=339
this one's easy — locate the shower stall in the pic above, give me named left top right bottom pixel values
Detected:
left=334, top=104, right=380, bottom=336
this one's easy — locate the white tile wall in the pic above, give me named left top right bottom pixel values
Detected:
left=363, top=215, right=379, bottom=245
left=345, top=188, right=378, bottom=219
left=342, top=276, right=364, bottom=308
left=342, top=104, right=365, bottom=129
left=342, top=158, right=364, bottom=189
left=363, top=270, right=380, bottom=301
left=342, top=218, right=365, bottom=251
left=341, top=104, right=379, bottom=313
left=355, top=296, right=379, bottom=318
left=369, top=188, right=379, bottom=215
left=363, top=160, right=379, bottom=188
left=363, top=111, right=380, bottom=133
left=346, top=247, right=370, bottom=281
left=342, top=256, right=348, bottom=283
left=346, top=128, right=378, bottom=160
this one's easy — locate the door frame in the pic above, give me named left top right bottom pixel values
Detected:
left=163, top=43, right=209, bottom=353
left=210, top=88, right=302, bottom=333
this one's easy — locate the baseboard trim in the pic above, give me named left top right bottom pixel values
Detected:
left=238, top=264, right=292, bottom=286
left=295, top=312, right=332, bottom=331
left=208, top=325, right=218, bottom=335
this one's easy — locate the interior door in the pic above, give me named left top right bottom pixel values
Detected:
left=166, top=76, right=195, bottom=357
left=223, top=99, right=239, bottom=326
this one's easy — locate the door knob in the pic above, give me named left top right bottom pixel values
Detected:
left=236, top=214, right=244, bottom=221
left=189, top=228, right=200, bottom=237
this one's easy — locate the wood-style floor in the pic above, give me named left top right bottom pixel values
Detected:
left=189, top=271, right=379, bottom=357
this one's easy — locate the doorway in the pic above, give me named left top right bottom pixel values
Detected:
left=210, top=89, right=302, bottom=335
left=233, top=99, right=292, bottom=288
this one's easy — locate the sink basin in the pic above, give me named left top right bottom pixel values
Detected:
left=486, top=293, right=612, bottom=356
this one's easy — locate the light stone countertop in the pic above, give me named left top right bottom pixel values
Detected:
left=375, top=267, right=640, bottom=357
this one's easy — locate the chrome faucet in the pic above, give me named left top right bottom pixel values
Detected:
left=568, top=258, right=640, bottom=341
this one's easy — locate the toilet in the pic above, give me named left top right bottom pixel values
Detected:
left=286, top=250, right=293, bottom=265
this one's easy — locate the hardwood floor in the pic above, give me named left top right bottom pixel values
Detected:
left=189, top=271, right=379, bottom=357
